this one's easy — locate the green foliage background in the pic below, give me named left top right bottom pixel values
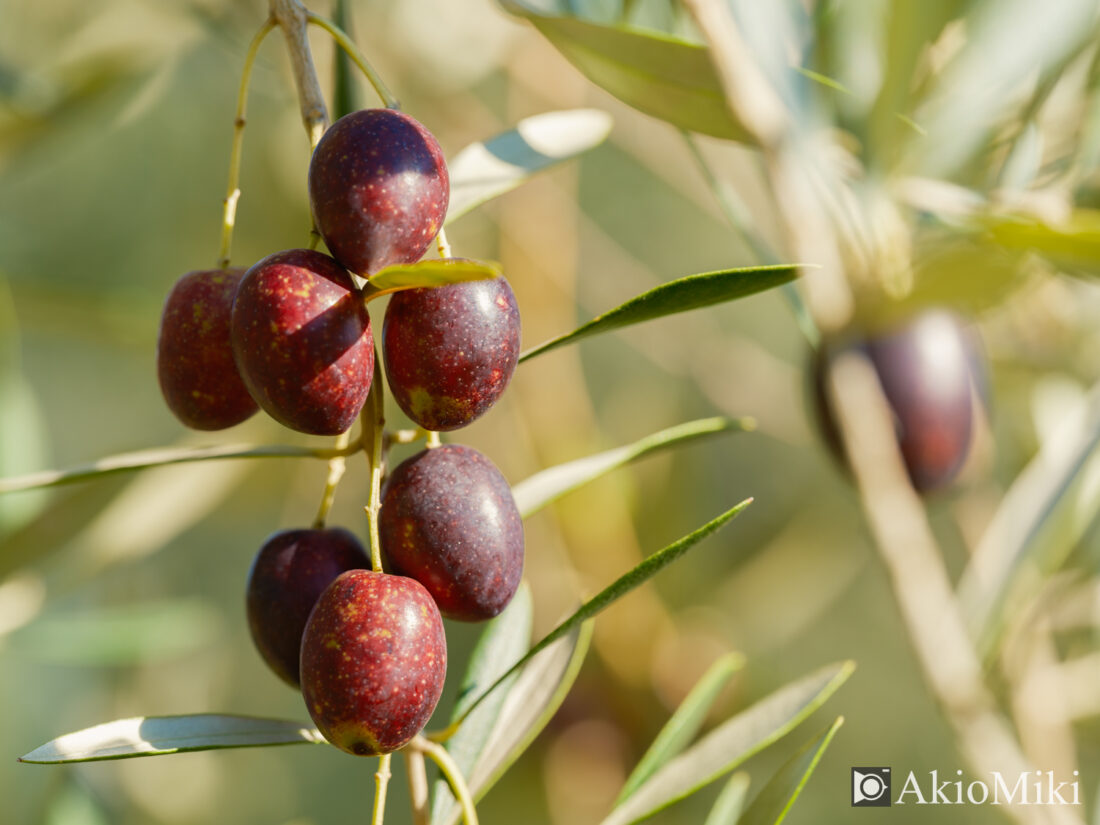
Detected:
left=2, top=1, right=1100, bottom=824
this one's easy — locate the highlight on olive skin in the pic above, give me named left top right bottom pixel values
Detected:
left=299, top=569, right=447, bottom=756
left=810, top=309, right=983, bottom=493
left=245, top=527, right=369, bottom=688
left=379, top=444, right=524, bottom=622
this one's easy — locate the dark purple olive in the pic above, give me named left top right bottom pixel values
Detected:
left=811, top=309, right=981, bottom=492
left=309, top=109, right=449, bottom=276
left=379, top=444, right=524, bottom=621
left=157, top=268, right=258, bottom=430
left=230, top=248, right=373, bottom=435
left=245, top=528, right=369, bottom=687
left=300, top=569, right=447, bottom=755
left=383, top=277, right=520, bottom=431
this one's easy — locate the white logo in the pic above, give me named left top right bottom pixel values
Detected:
left=852, top=768, right=891, bottom=806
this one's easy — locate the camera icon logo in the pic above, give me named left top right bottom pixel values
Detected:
left=852, top=767, right=892, bottom=807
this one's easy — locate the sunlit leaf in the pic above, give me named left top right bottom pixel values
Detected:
left=498, top=1, right=750, bottom=140
left=446, top=109, right=613, bottom=224
left=363, top=259, right=501, bottom=299
left=703, top=773, right=751, bottom=825
left=19, top=715, right=326, bottom=764
left=617, top=652, right=745, bottom=803
left=513, top=417, right=755, bottom=518
left=737, top=717, right=844, bottom=825
left=959, top=380, right=1100, bottom=656
left=456, top=500, right=753, bottom=725
left=430, top=585, right=533, bottom=825
left=438, top=619, right=594, bottom=825
left=982, top=209, right=1100, bottom=277
left=520, top=265, right=799, bottom=362
left=10, top=599, right=220, bottom=666
left=599, top=661, right=855, bottom=825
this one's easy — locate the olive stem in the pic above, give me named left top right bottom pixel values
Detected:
left=305, top=11, right=400, bottom=109
left=404, top=748, right=430, bottom=825
left=363, top=353, right=386, bottom=572
left=436, top=227, right=452, bottom=259
left=371, top=753, right=392, bottom=825
left=312, top=429, right=352, bottom=528
left=216, top=18, right=276, bottom=269
left=387, top=427, right=430, bottom=446
left=414, top=737, right=479, bottom=825
left=268, top=0, right=330, bottom=150
left=426, top=431, right=441, bottom=449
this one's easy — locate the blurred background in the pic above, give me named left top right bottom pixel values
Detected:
left=3, top=0, right=1100, bottom=823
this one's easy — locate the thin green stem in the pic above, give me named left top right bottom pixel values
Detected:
left=405, top=748, right=430, bottom=825
left=0, top=442, right=363, bottom=495
left=372, top=753, right=392, bottom=825
left=312, top=429, right=353, bottom=528
left=217, top=18, right=276, bottom=269
left=362, top=354, right=386, bottom=572
left=415, top=737, right=479, bottom=825
left=306, top=11, right=400, bottom=109
left=426, top=430, right=441, bottom=449
left=682, top=131, right=819, bottom=348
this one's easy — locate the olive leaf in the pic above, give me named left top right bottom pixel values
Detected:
left=19, top=715, right=326, bottom=764
left=513, top=416, right=755, bottom=518
left=497, top=1, right=750, bottom=141
left=446, top=108, right=613, bottom=225
left=981, top=209, right=1100, bottom=278
left=362, top=259, right=501, bottom=300
left=598, top=661, right=855, bottom=825
left=617, top=651, right=745, bottom=803
left=520, top=265, right=799, bottom=362
left=737, top=717, right=844, bottom=825
left=703, top=773, right=751, bottom=825
left=430, top=584, right=534, bottom=825
left=452, top=499, right=753, bottom=726
left=437, top=618, right=594, bottom=825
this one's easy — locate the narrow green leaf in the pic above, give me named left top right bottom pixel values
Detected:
left=0, top=442, right=355, bottom=495
left=19, top=714, right=326, bottom=764
left=331, top=0, right=362, bottom=120
left=456, top=500, right=753, bottom=725
left=430, top=584, right=533, bottom=825
left=519, top=265, right=799, bottom=362
left=446, top=109, right=613, bottom=225
left=513, top=417, right=755, bottom=518
left=703, top=773, right=751, bottom=825
left=363, top=259, right=501, bottom=300
left=982, top=209, right=1100, bottom=277
left=438, top=619, right=594, bottom=825
left=599, top=662, right=855, bottom=825
left=959, top=379, right=1100, bottom=656
left=738, top=718, right=844, bottom=825
left=498, top=2, right=750, bottom=141
left=617, top=652, right=745, bottom=803
left=10, top=599, right=220, bottom=666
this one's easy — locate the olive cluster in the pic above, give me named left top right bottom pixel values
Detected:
left=156, top=108, right=524, bottom=756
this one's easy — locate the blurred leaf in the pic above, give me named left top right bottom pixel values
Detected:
left=44, top=781, right=110, bottom=825
left=439, top=619, right=593, bottom=825
left=520, top=265, right=799, bottom=361
left=959, top=379, right=1100, bottom=656
left=0, top=442, right=350, bottom=495
left=513, top=416, right=755, bottom=517
left=430, top=584, right=533, bottom=825
left=19, top=714, right=325, bottom=764
left=456, top=500, right=753, bottom=725
left=599, top=661, right=855, bottom=825
left=446, top=109, right=613, bottom=225
left=982, top=209, right=1100, bottom=277
left=363, top=259, right=501, bottom=298
left=617, top=652, right=745, bottom=803
left=704, top=773, right=751, bottom=825
left=10, top=599, right=220, bottom=666
left=497, top=1, right=751, bottom=140
left=737, top=717, right=844, bottom=825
